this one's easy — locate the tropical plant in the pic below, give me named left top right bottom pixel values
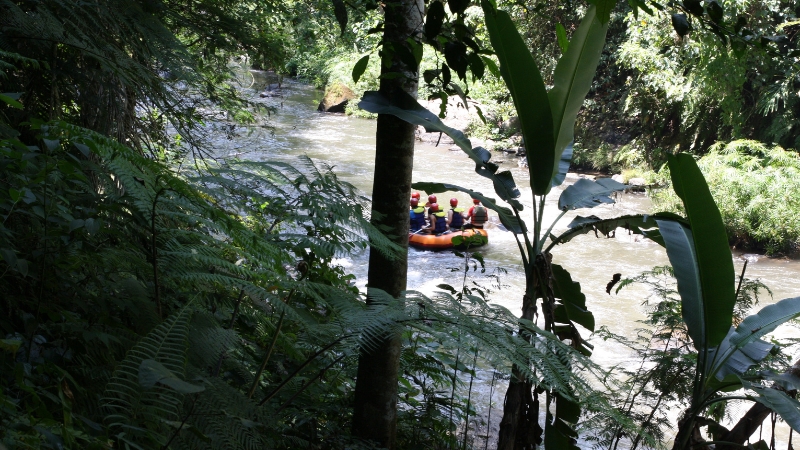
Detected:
left=647, top=153, right=800, bottom=450
left=583, top=265, right=774, bottom=450
left=566, top=154, right=800, bottom=449
left=0, top=113, right=403, bottom=448
left=651, top=140, right=800, bottom=255
left=357, top=1, right=640, bottom=448
left=612, top=0, right=800, bottom=156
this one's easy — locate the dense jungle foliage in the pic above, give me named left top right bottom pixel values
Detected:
left=299, top=0, right=799, bottom=252
left=2, top=0, right=800, bottom=449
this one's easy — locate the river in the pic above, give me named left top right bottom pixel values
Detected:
left=211, top=72, right=800, bottom=448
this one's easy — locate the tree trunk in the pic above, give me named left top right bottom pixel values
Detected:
left=497, top=255, right=552, bottom=450
left=351, top=1, right=423, bottom=448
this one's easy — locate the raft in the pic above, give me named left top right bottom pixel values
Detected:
left=408, top=229, right=489, bottom=251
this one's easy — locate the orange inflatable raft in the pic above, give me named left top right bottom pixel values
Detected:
left=408, top=229, right=489, bottom=251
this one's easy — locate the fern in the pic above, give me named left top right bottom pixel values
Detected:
left=102, top=305, right=194, bottom=447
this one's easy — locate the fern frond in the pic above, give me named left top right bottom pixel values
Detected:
left=102, top=305, right=194, bottom=447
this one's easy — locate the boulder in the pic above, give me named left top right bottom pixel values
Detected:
left=611, top=174, right=625, bottom=183
left=626, top=177, right=647, bottom=193
left=318, top=82, right=355, bottom=113
left=501, top=116, right=520, bottom=133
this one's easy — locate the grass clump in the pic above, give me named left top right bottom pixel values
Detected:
left=652, top=140, right=800, bottom=255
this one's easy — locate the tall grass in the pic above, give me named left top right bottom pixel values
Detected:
left=652, top=140, right=800, bottom=255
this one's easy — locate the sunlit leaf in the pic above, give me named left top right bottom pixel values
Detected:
left=482, top=1, right=554, bottom=195
left=352, top=55, right=370, bottom=83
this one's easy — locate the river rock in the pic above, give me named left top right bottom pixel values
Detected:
left=317, top=82, right=355, bottom=113
left=626, top=177, right=647, bottom=193
left=501, top=116, right=520, bottom=133
left=418, top=129, right=455, bottom=145
left=611, top=174, right=625, bottom=183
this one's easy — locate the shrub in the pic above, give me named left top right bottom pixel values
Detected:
left=651, top=140, right=800, bottom=254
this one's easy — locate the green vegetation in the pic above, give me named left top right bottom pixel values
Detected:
left=0, top=117, right=386, bottom=448
left=652, top=140, right=800, bottom=254
left=3, top=0, right=800, bottom=449
left=587, top=265, right=777, bottom=450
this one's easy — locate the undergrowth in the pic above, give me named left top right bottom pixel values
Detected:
left=651, top=140, right=800, bottom=255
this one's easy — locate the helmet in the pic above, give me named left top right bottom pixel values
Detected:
left=430, top=203, right=439, bottom=212
left=410, top=198, right=419, bottom=207
left=450, top=198, right=458, bottom=207
left=428, top=194, right=437, bottom=204
left=472, top=198, right=481, bottom=204
left=411, top=192, right=421, bottom=200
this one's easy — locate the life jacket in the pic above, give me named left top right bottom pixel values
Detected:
left=471, top=205, right=487, bottom=227
left=432, top=211, right=448, bottom=234
left=449, top=207, right=465, bottom=229
left=409, top=207, right=426, bottom=231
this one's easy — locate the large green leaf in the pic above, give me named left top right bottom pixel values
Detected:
left=656, top=219, right=706, bottom=351
left=557, top=177, right=626, bottom=211
left=359, top=91, right=472, bottom=152
left=482, top=1, right=554, bottom=196
left=544, top=394, right=581, bottom=450
left=551, top=263, right=594, bottom=332
left=742, top=380, right=800, bottom=434
left=548, top=6, right=609, bottom=189
left=587, top=0, right=619, bottom=24
left=550, top=142, right=573, bottom=189
left=546, top=213, right=685, bottom=251
left=667, top=154, right=735, bottom=349
left=709, top=296, right=800, bottom=380
left=358, top=91, right=522, bottom=204
left=359, top=90, right=528, bottom=216
left=707, top=328, right=772, bottom=381
left=411, top=181, right=527, bottom=234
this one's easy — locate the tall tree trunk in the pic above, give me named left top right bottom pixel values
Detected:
left=497, top=255, right=553, bottom=450
left=351, top=1, right=423, bottom=448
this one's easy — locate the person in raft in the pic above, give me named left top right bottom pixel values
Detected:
left=424, top=194, right=437, bottom=212
left=465, top=198, right=488, bottom=229
left=447, top=198, right=465, bottom=230
left=409, top=197, right=427, bottom=232
left=426, top=203, right=449, bottom=235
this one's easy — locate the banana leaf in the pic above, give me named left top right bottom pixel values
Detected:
left=548, top=6, right=609, bottom=188
left=358, top=91, right=523, bottom=207
left=741, top=380, right=800, bottom=433
left=545, top=213, right=684, bottom=252
left=482, top=0, right=554, bottom=196
left=665, top=154, right=735, bottom=351
left=551, top=142, right=573, bottom=189
left=551, top=263, right=594, bottom=332
left=557, top=177, right=626, bottom=211
left=708, top=296, right=800, bottom=380
left=544, top=393, right=581, bottom=450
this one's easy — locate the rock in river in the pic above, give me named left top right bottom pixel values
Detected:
left=318, top=82, right=355, bottom=113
